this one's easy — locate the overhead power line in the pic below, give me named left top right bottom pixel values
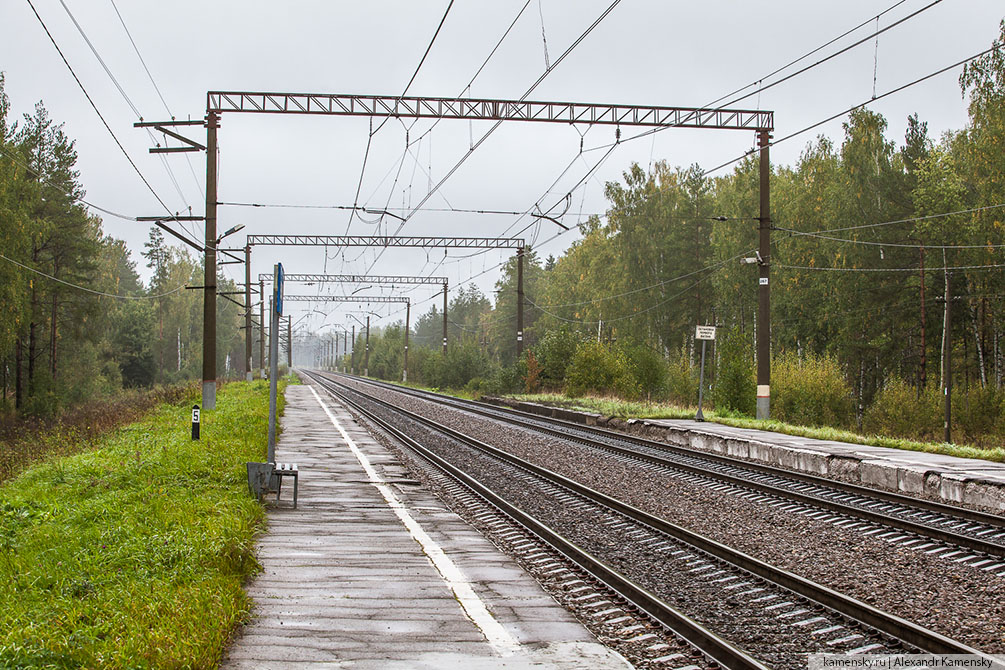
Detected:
left=701, top=43, right=1003, bottom=178
left=780, top=203, right=1005, bottom=236
left=25, top=0, right=175, bottom=219
left=776, top=262, right=1005, bottom=273
left=0, top=251, right=185, bottom=300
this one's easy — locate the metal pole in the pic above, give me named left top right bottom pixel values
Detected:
left=287, top=316, right=292, bottom=368
left=756, top=129, right=771, bottom=420
left=351, top=325, right=355, bottom=373
left=202, top=111, right=219, bottom=409
left=944, top=270, right=952, bottom=443
left=516, top=247, right=524, bottom=359
left=365, top=316, right=370, bottom=377
left=268, top=293, right=278, bottom=462
left=245, top=244, right=252, bottom=381
left=403, top=301, right=410, bottom=383
left=343, top=330, right=348, bottom=371
left=259, top=280, right=266, bottom=378
left=696, top=339, right=707, bottom=421
left=442, top=280, right=448, bottom=354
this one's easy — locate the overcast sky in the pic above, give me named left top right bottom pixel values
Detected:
left=3, top=0, right=1002, bottom=335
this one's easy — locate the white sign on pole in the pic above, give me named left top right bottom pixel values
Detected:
left=695, top=325, right=717, bottom=341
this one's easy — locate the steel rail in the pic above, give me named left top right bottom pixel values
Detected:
left=338, top=372, right=1005, bottom=556
left=303, top=369, right=767, bottom=670
left=306, top=371, right=994, bottom=659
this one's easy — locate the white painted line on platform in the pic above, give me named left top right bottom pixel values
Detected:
left=308, top=385, right=520, bottom=657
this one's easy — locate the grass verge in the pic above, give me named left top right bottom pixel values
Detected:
left=0, top=379, right=283, bottom=668
left=503, top=392, right=1005, bottom=464
left=0, top=384, right=195, bottom=484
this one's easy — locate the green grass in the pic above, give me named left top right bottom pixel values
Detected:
left=504, top=392, right=1005, bottom=464
left=0, top=379, right=283, bottom=668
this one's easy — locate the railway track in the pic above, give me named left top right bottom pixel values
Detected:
left=327, top=371, right=1005, bottom=567
left=303, top=370, right=995, bottom=670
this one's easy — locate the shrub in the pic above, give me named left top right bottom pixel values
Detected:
left=712, top=327, right=755, bottom=416
left=420, top=343, right=491, bottom=390
left=665, top=345, right=698, bottom=407
left=865, top=380, right=943, bottom=442
left=771, top=351, right=855, bottom=429
left=866, top=379, right=1005, bottom=448
left=533, top=327, right=582, bottom=389
left=524, top=350, right=542, bottom=393
left=565, top=340, right=631, bottom=398
left=619, top=340, right=667, bottom=402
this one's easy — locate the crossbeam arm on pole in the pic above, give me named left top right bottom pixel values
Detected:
left=258, top=273, right=447, bottom=285
left=283, top=295, right=409, bottom=304
left=207, top=92, right=773, bottom=131
left=247, top=235, right=524, bottom=249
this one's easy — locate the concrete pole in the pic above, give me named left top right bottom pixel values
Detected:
left=365, top=316, right=370, bottom=377
left=202, top=111, right=220, bottom=409
left=351, top=325, right=355, bottom=373
left=343, top=330, right=348, bottom=372
left=287, top=316, right=292, bottom=368
left=442, top=281, right=448, bottom=355
left=943, top=269, right=952, bottom=443
left=756, top=129, right=771, bottom=420
left=267, top=293, right=278, bottom=462
left=516, top=248, right=524, bottom=359
left=403, top=302, right=410, bottom=383
left=245, top=245, right=252, bottom=381
left=259, top=280, right=266, bottom=378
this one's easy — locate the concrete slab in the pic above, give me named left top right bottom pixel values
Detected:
left=486, top=398, right=1005, bottom=513
left=221, top=383, right=632, bottom=670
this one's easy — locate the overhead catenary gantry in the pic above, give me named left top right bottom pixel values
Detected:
left=247, top=235, right=527, bottom=366
left=260, top=273, right=450, bottom=354
left=143, top=90, right=773, bottom=415
left=283, top=294, right=412, bottom=381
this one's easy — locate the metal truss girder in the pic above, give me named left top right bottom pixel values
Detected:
left=247, top=235, right=524, bottom=249
left=207, top=92, right=773, bottom=131
left=283, top=295, right=409, bottom=304
left=259, top=273, right=447, bottom=285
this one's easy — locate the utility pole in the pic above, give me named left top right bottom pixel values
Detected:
left=365, top=316, right=370, bottom=377
left=516, top=248, right=524, bottom=359
left=943, top=269, right=952, bottom=444
left=245, top=244, right=252, bottom=381
left=202, top=111, right=220, bottom=409
left=351, top=325, right=355, bottom=373
left=287, top=316, right=292, bottom=368
left=259, top=279, right=266, bottom=378
left=403, top=301, right=410, bottom=383
left=756, top=129, right=771, bottom=420
left=343, top=330, right=348, bottom=371
left=442, top=280, right=448, bottom=354
left=919, top=246, right=927, bottom=390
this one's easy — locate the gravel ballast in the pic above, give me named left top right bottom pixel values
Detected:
left=340, top=377, right=1005, bottom=654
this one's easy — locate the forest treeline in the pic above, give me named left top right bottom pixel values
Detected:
left=0, top=76, right=246, bottom=417
left=351, top=28, right=1005, bottom=446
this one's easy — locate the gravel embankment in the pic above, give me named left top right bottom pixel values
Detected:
left=344, top=378, right=1005, bottom=654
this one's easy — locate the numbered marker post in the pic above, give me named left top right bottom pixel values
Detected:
left=191, top=405, right=201, bottom=440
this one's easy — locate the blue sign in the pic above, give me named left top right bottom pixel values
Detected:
left=274, top=263, right=284, bottom=317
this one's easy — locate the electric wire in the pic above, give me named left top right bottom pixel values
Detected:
left=346, top=0, right=456, bottom=233
left=780, top=203, right=1005, bottom=236
left=700, top=43, right=1003, bottom=177
left=775, top=226, right=1005, bottom=249
left=0, top=251, right=185, bottom=300
left=25, top=0, right=188, bottom=239
left=55, top=0, right=195, bottom=221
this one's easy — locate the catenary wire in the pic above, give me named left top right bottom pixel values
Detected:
left=0, top=251, right=185, bottom=299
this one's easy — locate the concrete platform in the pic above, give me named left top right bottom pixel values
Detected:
left=221, top=383, right=632, bottom=670
left=485, top=398, right=1005, bottom=514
